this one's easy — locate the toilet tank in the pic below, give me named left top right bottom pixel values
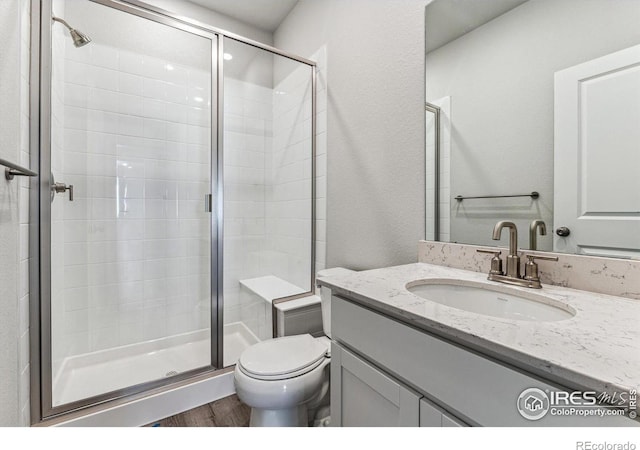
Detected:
left=316, top=268, right=355, bottom=338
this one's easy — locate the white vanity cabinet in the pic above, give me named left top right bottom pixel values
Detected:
left=330, top=295, right=636, bottom=427
left=330, top=344, right=421, bottom=426
left=331, top=342, right=469, bottom=427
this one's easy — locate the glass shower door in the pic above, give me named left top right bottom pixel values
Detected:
left=45, top=0, right=217, bottom=411
left=221, top=37, right=314, bottom=366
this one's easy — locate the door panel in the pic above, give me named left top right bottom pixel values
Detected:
left=45, top=0, right=217, bottom=411
left=554, top=44, right=640, bottom=257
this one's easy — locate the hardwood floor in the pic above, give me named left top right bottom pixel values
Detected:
left=146, top=394, right=250, bottom=427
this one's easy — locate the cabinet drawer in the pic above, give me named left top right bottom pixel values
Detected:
left=332, top=295, right=634, bottom=427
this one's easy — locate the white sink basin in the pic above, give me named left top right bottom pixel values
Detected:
left=406, top=280, right=575, bottom=322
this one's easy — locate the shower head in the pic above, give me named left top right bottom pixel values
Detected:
left=69, top=28, right=91, bottom=48
left=52, top=16, right=91, bottom=48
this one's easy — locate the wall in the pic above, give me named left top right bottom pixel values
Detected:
left=425, top=0, right=640, bottom=250
left=0, top=0, right=31, bottom=427
left=274, top=0, right=428, bottom=270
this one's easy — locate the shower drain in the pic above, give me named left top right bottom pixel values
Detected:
left=165, top=370, right=179, bottom=377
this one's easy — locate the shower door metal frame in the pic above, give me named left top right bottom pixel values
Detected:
left=30, top=0, right=224, bottom=422
left=30, top=0, right=317, bottom=424
left=425, top=102, right=441, bottom=241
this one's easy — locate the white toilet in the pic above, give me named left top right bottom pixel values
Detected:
left=233, top=268, right=354, bottom=427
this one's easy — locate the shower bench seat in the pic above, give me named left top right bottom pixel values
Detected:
left=239, top=276, right=323, bottom=337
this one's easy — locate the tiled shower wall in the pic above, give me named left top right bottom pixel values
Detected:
left=223, top=77, right=271, bottom=333
left=54, top=39, right=212, bottom=367
left=223, top=48, right=323, bottom=343
left=312, top=47, right=327, bottom=276
left=266, top=58, right=314, bottom=291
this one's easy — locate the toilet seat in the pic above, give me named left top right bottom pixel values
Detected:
left=238, top=334, right=329, bottom=381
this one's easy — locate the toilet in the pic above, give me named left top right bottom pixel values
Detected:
left=233, top=268, right=354, bottom=427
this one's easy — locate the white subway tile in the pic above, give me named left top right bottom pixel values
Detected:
left=88, top=66, right=118, bottom=91
left=87, top=131, right=118, bottom=156
left=65, top=60, right=89, bottom=86
left=89, top=87, right=119, bottom=113
left=118, top=72, right=143, bottom=95
left=165, top=103, right=188, bottom=124
left=64, top=105, right=88, bottom=130
left=118, top=114, right=144, bottom=137
left=91, top=44, right=119, bottom=70
left=119, top=50, right=144, bottom=76
left=165, top=64, right=187, bottom=85
left=65, top=83, right=88, bottom=108
left=87, top=109, right=119, bottom=134
left=143, top=118, right=166, bottom=140
left=117, top=93, right=143, bottom=116
left=142, top=56, right=166, bottom=80
left=142, top=78, right=166, bottom=100
left=166, top=82, right=188, bottom=104
left=143, top=98, right=166, bottom=121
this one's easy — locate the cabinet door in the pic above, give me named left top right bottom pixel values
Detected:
left=331, top=343, right=420, bottom=427
left=419, top=398, right=442, bottom=427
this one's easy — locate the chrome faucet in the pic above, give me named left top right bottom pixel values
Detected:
left=529, top=220, right=547, bottom=251
left=477, top=221, right=557, bottom=289
left=492, top=221, right=520, bottom=278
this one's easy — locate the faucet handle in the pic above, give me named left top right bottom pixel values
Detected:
left=476, top=249, right=503, bottom=276
left=523, top=254, right=558, bottom=283
left=524, top=254, right=558, bottom=263
left=477, top=249, right=501, bottom=256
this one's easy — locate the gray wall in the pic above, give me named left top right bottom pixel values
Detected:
left=275, top=0, right=428, bottom=270
left=0, top=0, right=21, bottom=427
left=0, top=0, right=30, bottom=427
left=426, top=0, right=640, bottom=250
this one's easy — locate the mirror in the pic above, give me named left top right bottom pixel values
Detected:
left=425, top=0, right=640, bottom=258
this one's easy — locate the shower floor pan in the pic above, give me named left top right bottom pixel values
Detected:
left=52, top=322, right=258, bottom=407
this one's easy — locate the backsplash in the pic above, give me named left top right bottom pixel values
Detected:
left=418, top=241, right=640, bottom=300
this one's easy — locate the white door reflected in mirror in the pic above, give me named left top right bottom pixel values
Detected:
left=554, top=44, right=640, bottom=259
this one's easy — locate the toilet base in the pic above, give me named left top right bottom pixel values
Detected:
left=249, top=405, right=308, bottom=427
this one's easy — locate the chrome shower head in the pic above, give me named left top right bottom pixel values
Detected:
left=52, top=16, right=91, bottom=48
left=69, top=28, right=91, bottom=48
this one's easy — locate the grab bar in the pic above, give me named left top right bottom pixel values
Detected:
left=0, top=157, right=38, bottom=181
left=455, top=191, right=539, bottom=202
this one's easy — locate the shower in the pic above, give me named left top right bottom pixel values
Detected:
left=32, top=0, right=316, bottom=423
left=52, top=16, right=91, bottom=47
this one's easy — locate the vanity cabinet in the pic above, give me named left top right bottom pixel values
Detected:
left=420, top=398, right=468, bottom=427
left=331, top=342, right=468, bottom=427
left=330, top=344, right=421, bottom=426
left=330, top=295, right=635, bottom=427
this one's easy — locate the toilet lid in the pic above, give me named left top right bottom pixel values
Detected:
left=239, top=334, right=328, bottom=379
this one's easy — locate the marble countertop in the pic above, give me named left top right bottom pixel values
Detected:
left=319, top=263, right=640, bottom=397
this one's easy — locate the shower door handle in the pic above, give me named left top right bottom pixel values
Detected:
left=205, top=194, right=212, bottom=212
left=52, top=182, right=74, bottom=202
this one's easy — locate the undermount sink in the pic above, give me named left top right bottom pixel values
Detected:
left=406, top=280, right=575, bottom=322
